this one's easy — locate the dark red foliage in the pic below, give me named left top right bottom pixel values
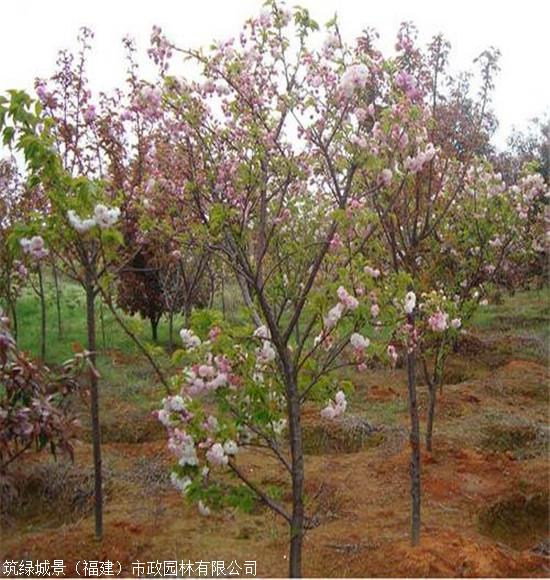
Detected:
left=0, top=312, right=83, bottom=474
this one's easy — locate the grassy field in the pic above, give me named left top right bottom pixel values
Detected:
left=15, top=274, right=549, bottom=367
left=14, top=275, right=179, bottom=363
left=471, top=287, right=550, bottom=361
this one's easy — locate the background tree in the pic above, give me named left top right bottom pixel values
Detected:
left=493, top=114, right=549, bottom=183
left=0, top=158, right=27, bottom=340
left=0, top=89, right=127, bottom=540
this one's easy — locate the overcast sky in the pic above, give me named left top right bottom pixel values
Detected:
left=2, top=0, right=548, bottom=148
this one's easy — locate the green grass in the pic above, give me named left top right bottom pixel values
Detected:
left=471, top=287, right=550, bottom=361
left=8, top=275, right=179, bottom=406
left=8, top=275, right=256, bottom=410
left=361, top=399, right=409, bottom=426
left=12, top=275, right=183, bottom=366
left=472, top=287, right=549, bottom=329
left=8, top=280, right=549, bottom=398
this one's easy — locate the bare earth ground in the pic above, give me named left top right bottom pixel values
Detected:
left=2, top=301, right=549, bottom=577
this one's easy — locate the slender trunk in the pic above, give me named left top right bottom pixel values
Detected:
left=426, top=379, right=436, bottom=453
left=151, top=316, right=159, bottom=342
left=426, top=343, right=445, bottom=451
left=286, top=368, right=305, bottom=577
left=208, top=271, right=215, bottom=309
left=9, top=298, right=18, bottom=341
left=226, top=235, right=262, bottom=326
left=221, top=267, right=226, bottom=320
left=406, top=316, right=421, bottom=546
left=52, top=263, right=63, bottom=339
left=37, top=264, right=46, bottom=361
left=99, top=299, right=107, bottom=350
left=235, top=272, right=262, bottom=327
left=168, top=310, right=174, bottom=351
left=86, top=278, right=103, bottom=540
left=184, top=301, right=192, bottom=328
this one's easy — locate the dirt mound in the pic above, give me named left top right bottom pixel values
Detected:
left=481, top=420, right=549, bottom=458
left=478, top=493, right=550, bottom=550
left=0, top=519, right=153, bottom=573
left=485, top=360, right=549, bottom=400
left=79, top=404, right=165, bottom=444
left=302, top=415, right=384, bottom=455
left=346, top=530, right=548, bottom=577
left=456, top=332, right=493, bottom=357
left=1, top=459, right=114, bottom=531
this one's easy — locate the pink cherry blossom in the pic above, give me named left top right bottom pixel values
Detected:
left=206, top=442, right=228, bottom=467
left=350, top=332, right=370, bottom=351
left=320, top=390, right=347, bottom=420
left=337, top=286, right=359, bottom=311
left=339, top=64, right=369, bottom=97
left=427, top=310, right=448, bottom=332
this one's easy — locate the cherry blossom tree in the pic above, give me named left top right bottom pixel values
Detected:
left=0, top=88, right=127, bottom=540
left=348, top=22, right=548, bottom=542
left=143, top=5, right=433, bottom=573
left=495, top=114, right=549, bottom=183
left=0, top=158, right=27, bottom=340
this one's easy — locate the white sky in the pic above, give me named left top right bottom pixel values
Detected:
left=2, top=0, right=549, bottom=148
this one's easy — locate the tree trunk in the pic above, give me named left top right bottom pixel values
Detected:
left=208, top=270, right=215, bottom=309
left=9, top=298, right=18, bottom=341
left=151, top=316, right=159, bottom=342
left=221, top=266, right=226, bottom=320
left=37, top=264, right=46, bottom=361
left=235, top=272, right=262, bottom=327
left=99, top=299, right=107, bottom=350
left=85, top=278, right=103, bottom=540
left=426, top=343, right=445, bottom=452
left=168, top=310, right=174, bottom=351
left=184, top=301, right=192, bottom=328
left=426, top=379, right=437, bottom=453
left=52, top=262, right=63, bottom=338
left=286, top=369, right=305, bottom=577
left=406, top=344, right=421, bottom=546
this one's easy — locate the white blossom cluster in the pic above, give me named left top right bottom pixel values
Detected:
left=20, top=236, right=48, bottom=261
left=320, top=390, right=347, bottom=420
left=350, top=332, right=370, bottom=350
left=254, top=325, right=276, bottom=367
left=404, top=291, right=416, bottom=314
left=67, top=204, right=120, bottom=233
left=339, top=64, right=369, bottom=98
left=179, top=328, right=201, bottom=350
left=324, top=286, right=359, bottom=330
